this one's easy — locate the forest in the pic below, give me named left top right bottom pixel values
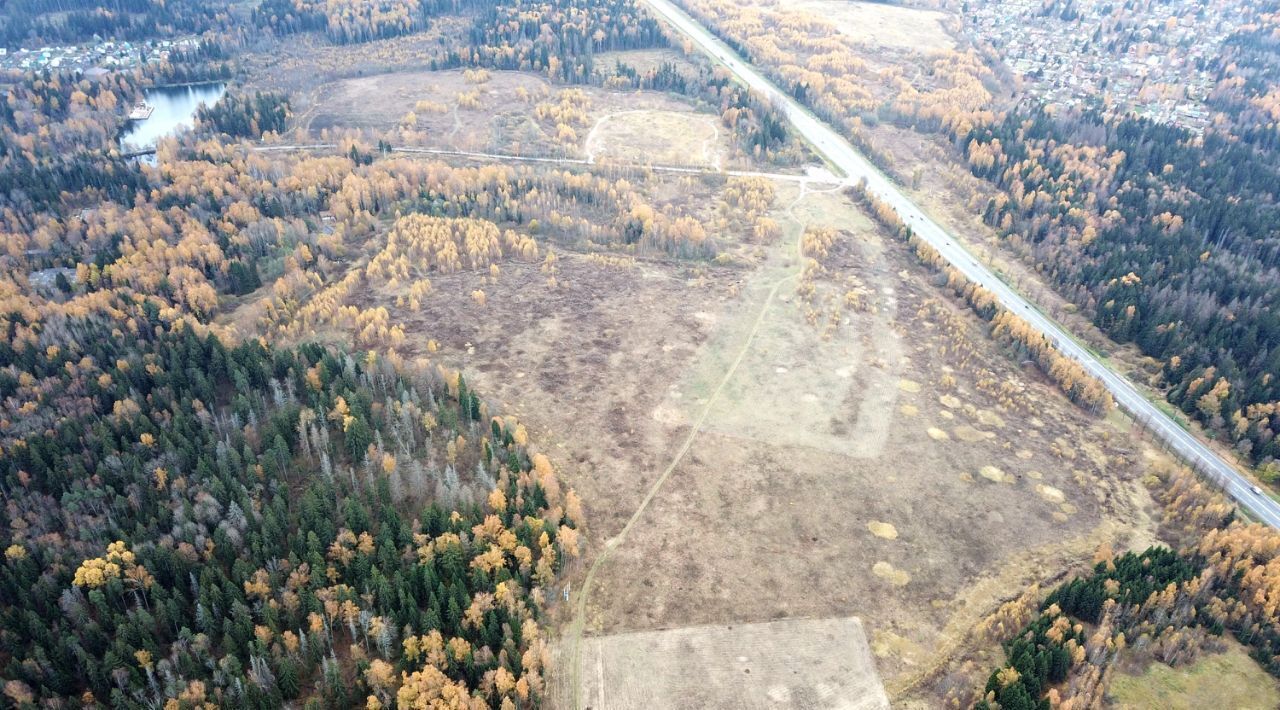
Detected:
left=0, top=0, right=230, bottom=49
left=197, top=93, right=291, bottom=139
left=253, top=0, right=474, bottom=44
left=957, top=102, right=1280, bottom=468
left=0, top=62, right=602, bottom=707
left=0, top=321, right=577, bottom=707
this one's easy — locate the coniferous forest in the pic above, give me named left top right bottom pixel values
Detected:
left=1, top=321, right=578, bottom=707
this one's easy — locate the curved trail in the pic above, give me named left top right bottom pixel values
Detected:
left=566, top=181, right=819, bottom=709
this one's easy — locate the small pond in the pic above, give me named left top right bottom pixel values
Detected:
left=120, top=82, right=226, bottom=153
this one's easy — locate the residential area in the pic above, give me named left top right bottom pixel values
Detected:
left=0, top=36, right=201, bottom=75
left=961, top=0, right=1248, bottom=130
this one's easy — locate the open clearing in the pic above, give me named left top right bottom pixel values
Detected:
left=596, top=48, right=704, bottom=77
left=785, top=0, right=955, bottom=52
left=554, top=616, right=889, bottom=709
left=1108, top=640, right=1280, bottom=709
left=309, top=169, right=1163, bottom=704
left=303, top=67, right=738, bottom=166
left=585, top=109, right=723, bottom=168
left=241, top=120, right=1163, bottom=706
left=307, top=69, right=556, bottom=153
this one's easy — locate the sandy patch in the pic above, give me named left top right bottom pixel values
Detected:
left=926, top=427, right=950, bottom=440
left=976, top=410, right=1005, bottom=428
left=873, top=561, right=911, bottom=586
left=953, top=425, right=994, bottom=442
left=868, top=521, right=899, bottom=540
left=652, top=403, right=687, bottom=426
left=871, top=629, right=927, bottom=667
left=979, top=465, right=1009, bottom=483
left=1035, top=484, right=1066, bottom=504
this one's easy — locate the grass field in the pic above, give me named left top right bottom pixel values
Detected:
left=302, top=68, right=744, bottom=166
left=786, top=0, right=955, bottom=52
left=226, top=146, right=1173, bottom=707
left=1109, top=641, right=1280, bottom=709
left=584, top=109, right=725, bottom=168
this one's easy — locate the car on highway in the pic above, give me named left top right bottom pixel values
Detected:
left=1254, top=485, right=1265, bottom=496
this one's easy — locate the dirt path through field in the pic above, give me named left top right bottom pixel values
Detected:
left=565, top=177, right=859, bottom=708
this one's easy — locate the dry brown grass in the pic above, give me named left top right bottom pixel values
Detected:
left=786, top=0, right=956, bottom=52
left=231, top=160, right=1163, bottom=707
left=303, top=69, right=744, bottom=166
left=584, top=109, right=725, bottom=168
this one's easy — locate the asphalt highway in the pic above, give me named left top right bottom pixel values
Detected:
left=640, top=0, right=1280, bottom=527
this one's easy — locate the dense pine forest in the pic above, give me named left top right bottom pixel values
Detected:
left=197, top=92, right=291, bottom=139
left=0, top=321, right=576, bottom=707
left=0, top=0, right=230, bottom=49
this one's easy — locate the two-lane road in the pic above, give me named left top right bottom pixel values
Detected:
left=640, top=0, right=1280, bottom=528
